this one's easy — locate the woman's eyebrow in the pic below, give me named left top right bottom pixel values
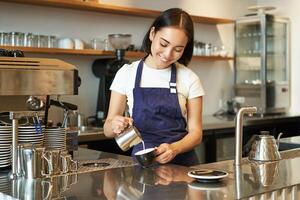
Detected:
left=160, top=37, right=185, bottom=48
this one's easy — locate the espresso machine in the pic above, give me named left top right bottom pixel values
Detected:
left=0, top=50, right=80, bottom=179
left=92, top=34, right=132, bottom=126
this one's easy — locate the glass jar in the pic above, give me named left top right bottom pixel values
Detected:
left=2, top=32, right=9, bottom=46
left=32, top=34, right=39, bottom=47
left=47, top=35, right=57, bottom=48
left=9, top=32, right=24, bottom=46
left=204, top=43, right=212, bottom=56
left=91, top=38, right=105, bottom=50
left=38, top=35, right=48, bottom=48
left=24, top=33, right=34, bottom=47
left=0, top=32, right=3, bottom=46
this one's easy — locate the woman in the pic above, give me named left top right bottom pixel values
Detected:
left=104, top=8, right=205, bottom=166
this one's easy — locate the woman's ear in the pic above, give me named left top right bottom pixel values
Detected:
left=149, top=27, right=155, bottom=42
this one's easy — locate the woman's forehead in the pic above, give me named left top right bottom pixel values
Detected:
left=155, top=27, right=188, bottom=45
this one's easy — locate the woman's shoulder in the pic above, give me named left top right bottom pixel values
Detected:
left=119, top=60, right=140, bottom=71
left=175, top=62, right=199, bottom=79
left=116, top=59, right=140, bottom=76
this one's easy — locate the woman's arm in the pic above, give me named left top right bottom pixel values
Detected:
left=103, top=91, right=133, bottom=138
left=155, top=96, right=203, bottom=163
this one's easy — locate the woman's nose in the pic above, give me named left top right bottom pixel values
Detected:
left=163, top=48, right=174, bottom=59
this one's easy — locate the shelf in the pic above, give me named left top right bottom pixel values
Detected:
left=0, top=46, right=234, bottom=61
left=192, top=55, right=234, bottom=61
left=1, top=0, right=234, bottom=24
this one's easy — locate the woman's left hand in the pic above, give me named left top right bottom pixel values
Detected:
left=154, top=143, right=178, bottom=164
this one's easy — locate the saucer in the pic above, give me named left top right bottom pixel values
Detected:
left=187, top=169, right=228, bottom=183
left=188, top=181, right=226, bottom=190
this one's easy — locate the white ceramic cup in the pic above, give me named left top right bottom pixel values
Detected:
left=58, top=38, right=74, bottom=49
left=74, top=38, right=84, bottom=49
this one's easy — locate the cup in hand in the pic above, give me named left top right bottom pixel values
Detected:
left=135, top=148, right=156, bottom=167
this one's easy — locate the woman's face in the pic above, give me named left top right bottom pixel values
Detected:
left=148, top=26, right=188, bottom=69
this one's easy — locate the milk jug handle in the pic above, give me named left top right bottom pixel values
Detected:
left=277, top=132, right=283, bottom=149
left=42, top=153, right=53, bottom=176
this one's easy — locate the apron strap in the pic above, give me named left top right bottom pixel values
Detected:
left=134, top=60, right=177, bottom=93
left=134, top=60, right=144, bottom=88
left=169, top=64, right=177, bottom=94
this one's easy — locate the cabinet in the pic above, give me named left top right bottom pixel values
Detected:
left=234, top=14, right=290, bottom=113
left=203, top=116, right=300, bottom=163
left=0, top=0, right=234, bottom=61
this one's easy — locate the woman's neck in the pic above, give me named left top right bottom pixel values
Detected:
left=144, top=55, right=158, bottom=69
left=144, top=54, right=172, bottom=70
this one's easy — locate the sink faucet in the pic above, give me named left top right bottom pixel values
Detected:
left=235, top=106, right=257, bottom=166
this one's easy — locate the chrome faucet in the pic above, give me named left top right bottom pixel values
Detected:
left=235, top=106, right=257, bottom=166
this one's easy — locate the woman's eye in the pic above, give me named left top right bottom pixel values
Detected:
left=160, top=43, right=168, bottom=47
left=175, top=48, right=183, bottom=53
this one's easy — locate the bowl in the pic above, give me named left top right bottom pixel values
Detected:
left=134, top=148, right=155, bottom=167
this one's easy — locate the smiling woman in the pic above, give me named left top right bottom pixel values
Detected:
left=104, top=8, right=205, bottom=166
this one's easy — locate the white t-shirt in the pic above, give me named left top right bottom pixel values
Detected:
left=110, top=60, right=205, bottom=120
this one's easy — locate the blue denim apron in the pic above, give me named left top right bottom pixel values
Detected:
left=131, top=60, right=198, bottom=166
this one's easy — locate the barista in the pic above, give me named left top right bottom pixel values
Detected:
left=104, top=8, right=205, bottom=166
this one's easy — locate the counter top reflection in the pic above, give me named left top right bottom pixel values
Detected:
left=1, top=148, right=300, bottom=199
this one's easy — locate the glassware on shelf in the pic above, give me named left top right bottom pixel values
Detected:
left=38, top=35, right=48, bottom=48
left=0, top=32, right=8, bottom=46
left=9, top=32, right=24, bottom=46
left=24, top=33, right=34, bottom=47
left=204, top=43, right=212, bottom=56
left=91, top=38, right=105, bottom=50
left=47, top=35, right=58, bottom=48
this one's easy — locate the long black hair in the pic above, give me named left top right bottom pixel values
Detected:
left=142, top=8, right=194, bottom=66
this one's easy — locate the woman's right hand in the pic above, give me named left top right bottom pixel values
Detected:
left=110, top=116, right=133, bottom=136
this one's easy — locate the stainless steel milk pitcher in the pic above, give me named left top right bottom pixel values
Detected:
left=115, top=125, right=142, bottom=151
left=21, top=145, right=51, bottom=179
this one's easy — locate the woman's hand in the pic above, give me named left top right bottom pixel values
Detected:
left=110, top=116, right=133, bottom=136
left=154, top=165, right=194, bottom=185
left=154, top=143, right=179, bottom=164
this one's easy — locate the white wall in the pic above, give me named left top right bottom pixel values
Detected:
left=0, top=1, right=256, bottom=123
left=256, top=0, right=300, bottom=113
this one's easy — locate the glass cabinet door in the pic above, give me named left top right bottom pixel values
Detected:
left=235, top=18, right=262, bottom=85
left=266, top=20, right=288, bottom=83
left=234, top=14, right=290, bottom=113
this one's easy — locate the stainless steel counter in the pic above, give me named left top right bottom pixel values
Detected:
left=2, top=148, right=300, bottom=199
left=203, top=112, right=300, bottom=130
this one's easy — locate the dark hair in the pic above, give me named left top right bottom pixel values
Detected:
left=142, top=8, right=194, bottom=66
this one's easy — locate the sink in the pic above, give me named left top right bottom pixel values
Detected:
left=79, top=126, right=103, bottom=134
left=67, top=126, right=103, bottom=135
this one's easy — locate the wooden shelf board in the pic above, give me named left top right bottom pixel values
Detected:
left=192, top=55, right=234, bottom=61
left=1, top=46, right=233, bottom=61
left=1, top=46, right=113, bottom=56
left=1, top=0, right=234, bottom=24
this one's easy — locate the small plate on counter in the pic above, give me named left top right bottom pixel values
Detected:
left=187, top=169, right=228, bottom=183
left=188, top=181, right=226, bottom=190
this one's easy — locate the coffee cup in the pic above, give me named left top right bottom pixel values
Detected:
left=58, top=38, right=74, bottom=49
left=134, top=148, right=155, bottom=167
left=74, top=38, right=84, bottom=49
